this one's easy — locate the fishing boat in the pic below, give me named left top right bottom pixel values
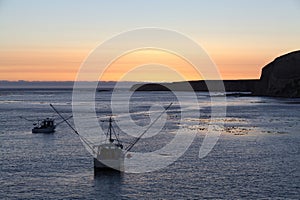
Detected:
left=50, top=103, right=172, bottom=173
left=93, top=117, right=125, bottom=172
left=20, top=114, right=72, bottom=134
left=50, top=104, right=124, bottom=171
left=32, top=118, right=56, bottom=133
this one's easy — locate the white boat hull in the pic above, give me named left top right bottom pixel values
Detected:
left=93, top=143, right=124, bottom=172
left=93, top=157, right=124, bottom=172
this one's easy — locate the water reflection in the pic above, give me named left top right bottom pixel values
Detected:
left=93, top=171, right=124, bottom=199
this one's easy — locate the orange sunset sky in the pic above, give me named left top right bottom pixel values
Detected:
left=0, top=0, right=299, bottom=82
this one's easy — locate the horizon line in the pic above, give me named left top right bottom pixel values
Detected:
left=0, top=78, right=260, bottom=83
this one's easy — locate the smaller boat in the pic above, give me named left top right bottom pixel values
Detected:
left=32, top=118, right=56, bottom=133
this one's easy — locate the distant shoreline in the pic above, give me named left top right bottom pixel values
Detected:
left=0, top=81, right=138, bottom=89
left=130, top=79, right=259, bottom=93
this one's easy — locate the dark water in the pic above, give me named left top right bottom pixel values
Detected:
left=0, top=89, right=299, bottom=199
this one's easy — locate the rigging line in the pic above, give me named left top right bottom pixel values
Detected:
left=125, top=102, right=173, bottom=152
left=94, top=139, right=109, bottom=144
left=19, top=116, right=36, bottom=122
left=111, top=125, right=120, bottom=143
left=56, top=115, right=73, bottom=126
left=49, top=104, right=97, bottom=155
left=117, top=140, right=132, bottom=144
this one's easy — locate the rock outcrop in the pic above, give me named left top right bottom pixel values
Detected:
left=131, top=80, right=259, bottom=92
left=253, top=50, right=300, bottom=97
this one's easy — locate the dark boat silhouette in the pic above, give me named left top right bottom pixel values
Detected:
left=32, top=118, right=56, bottom=133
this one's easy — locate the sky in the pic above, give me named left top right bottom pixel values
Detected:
left=0, top=0, right=299, bottom=82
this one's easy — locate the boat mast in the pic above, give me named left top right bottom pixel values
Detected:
left=109, top=117, right=114, bottom=143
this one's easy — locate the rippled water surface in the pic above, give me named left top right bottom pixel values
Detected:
left=0, top=89, right=299, bottom=199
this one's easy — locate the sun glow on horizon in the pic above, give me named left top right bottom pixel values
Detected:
left=0, top=46, right=294, bottom=82
left=99, top=49, right=203, bottom=82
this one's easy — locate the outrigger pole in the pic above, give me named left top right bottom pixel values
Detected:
left=125, top=102, right=173, bottom=152
left=56, top=115, right=73, bottom=126
left=49, top=104, right=96, bottom=155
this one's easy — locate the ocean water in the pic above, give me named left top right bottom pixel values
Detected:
left=0, top=88, right=299, bottom=199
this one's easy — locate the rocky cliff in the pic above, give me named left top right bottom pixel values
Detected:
left=254, top=50, right=300, bottom=97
